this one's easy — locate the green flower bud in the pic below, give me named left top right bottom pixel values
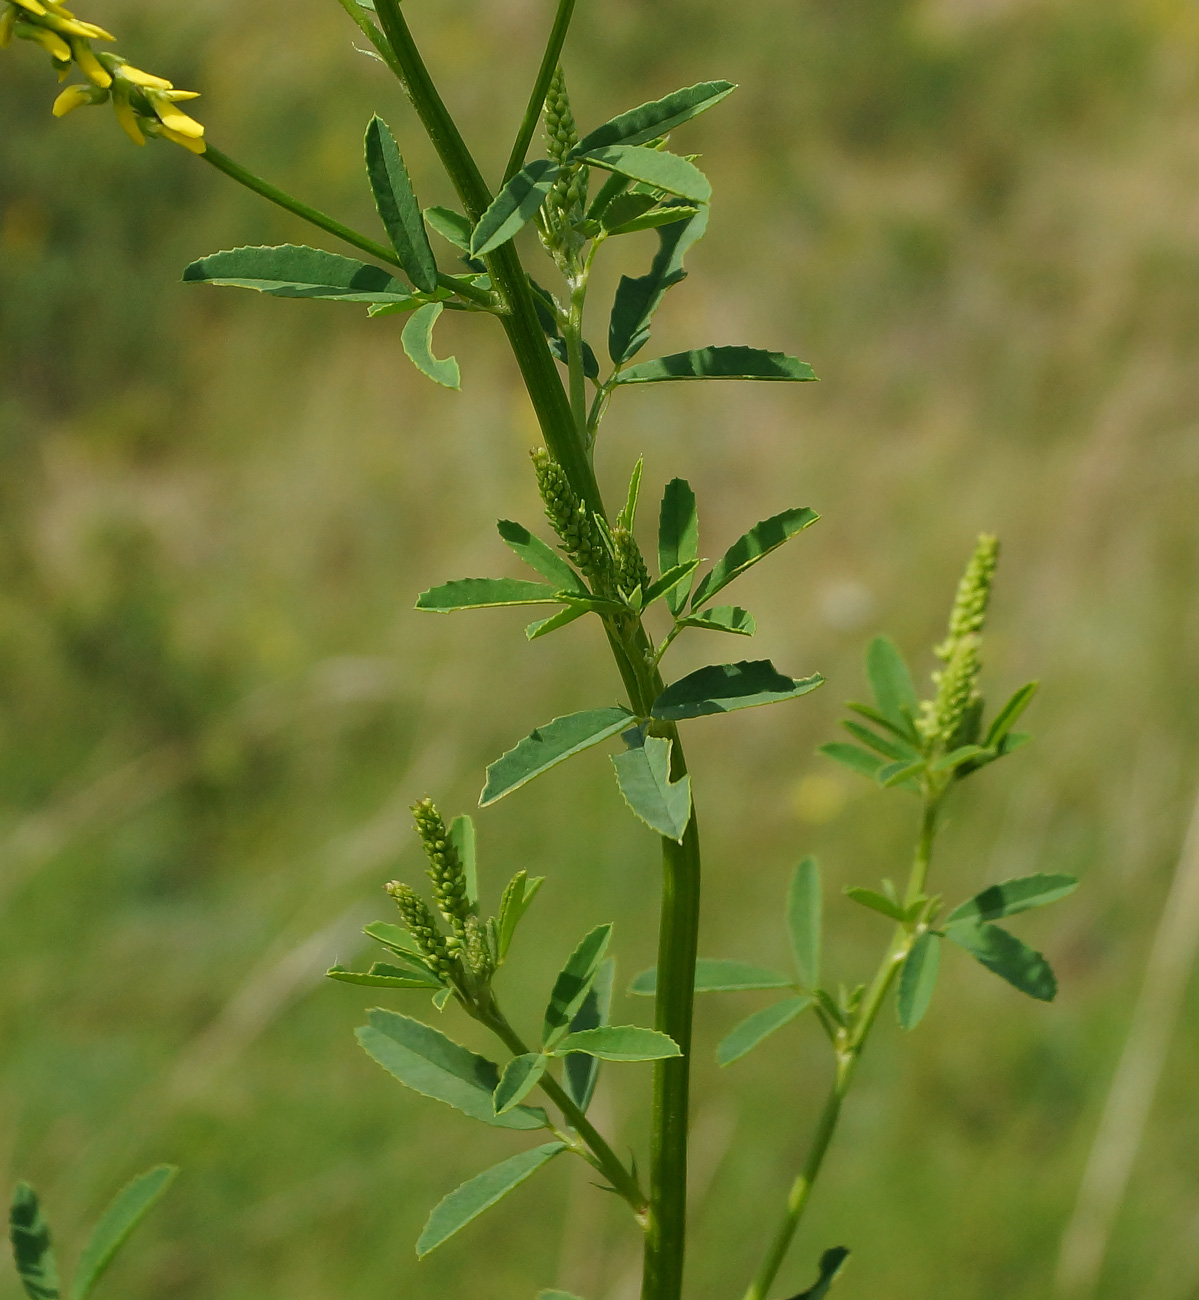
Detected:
left=384, top=880, right=458, bottom=980
left=464, top=914, right=494, bottom=981
left=935, top=534, right=999, bottom=661
left=613, top=525, right=649, bottom=599
left=530, top=448, right=612, bottom=588
left=543, top=65, right=578, bottom=162
left=924, top=634, right=981, bottom=749
left=411, top=797, right=471, bottom=941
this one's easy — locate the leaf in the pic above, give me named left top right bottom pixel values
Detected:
left=945, top=873, right=1079, bottom=925
left=577, top=145, right=710, bottom=203
left=470, top=159, right=559, bottom=257
left=865, top=636, right=919, bottom=734
left=526, top=606, right=588, bottom=640
left=415, top=577, right=561, bottom=612
left=787, top=1246, right=851, bottom=1300
left=612, top=734, right=692, bottom=842
left=691, top=507, right=819, bottom=609
left=571, top=80, right=736, bottom=156
left=877, top=758, right=926, bottom=788
left=844, top=887, right=907, bottom=923
left=540, top=1293, right=587, bottom=1300
left=600, top=192, right=661, bottom=230
left=845, top=701, right=917, bottom=743
left=658, top=479, right=699, bottom=615
left=642, top=560, right=700, bottom=610
left=356, top=1009, right=547, bottom=1129
left=416, top=1142, right=566, bottom=1258
left=401, top=301, right=460, bottom=389
left=550, top=1026, right=681, bottom=1061
left=585, top=169, right=633, bottom=223
left=606, top=205, right=701, bottom=235
left=364, top=116, right=438, bottom=293
left=363, top=920, right=423, bottom=958
left=943, top=921, right=1058, bottom=1001
left=618, top=457, right=644, bottom=530
left=609, top=208, right=708, bottom=364
left=562, top=957, right=614, bottom=1114
left=984, top=681, right=1039, bottom=747
left=496, top=519, right=586, bottom=592
left=628, top=958, right=794, bottom=995
left=182, top=245, right=413, bottom=303
left=841, top=719, right=915, bottom=762
left=543, top=924, right=613, bottom=1048
left=496, top=871, right=545, bottom=961
left=615, top=347, right=816, bottom=385
left=678, top=605, right=756, bottom=636
left=481, top=707, right=635, bottom=806
left=819, top=741, right=885, bottom=780
left=423, top=205, right=473, bottom=252
left=448, top=814, right=477, bottom=908
left=493, top=1054, right=548, bottom=1114
left=717, top=996, right=811, bottom=1066
left=788, top=857, right=821, bottom=989
left=897, top=932, right=941, bottom=1030
left=68, top=1166, right=177, bottom=1300
left=930, top=744, right=987, bottom=773
left=651, top=660, right=822, bottom=721
left=327, top=962, right=443, bottom=989
left=547, top=336, right=601, bottom=380
left=9, top=1183, right=58, bottom=1300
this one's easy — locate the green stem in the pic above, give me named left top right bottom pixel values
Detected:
left=503, top=0, right=577, bottom=183
left=564, top=279, right=588, bottom=441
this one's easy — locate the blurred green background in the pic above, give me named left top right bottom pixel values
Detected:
left=3, top=0, right=1199, bottom=1296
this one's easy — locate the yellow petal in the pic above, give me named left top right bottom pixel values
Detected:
left=51, top=80, right=98, bottom=114
left=157, top=124, right=206, bottom=154
left=160, top=88, right=200, bottom=102
left=111, top=92, right=145, bottom=145
left=117, top=62, right=171, bottom=89
left=148, top=91, right=203, bottom=137
left=11, top=0, right=48, bottom=16
left=0, top=7, right=16, bottom=47
left=21, top=23, right=73, bottom=61
left=68, top=35, right=110, bottom=85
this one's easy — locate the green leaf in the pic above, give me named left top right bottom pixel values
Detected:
left=423, top=205, right=473, bottom=252
left=844, top=886, right=906, bottom=923
left=577, top=145, right=710, bottom=203
left=841, top=719, right=916, bottom=762
left=678, top=605, right=756, bottom=637
left=562, top=957, right=614, bottom=1115
left=651, top=660, right=822, bottom=721
left=415, top=577, right=560, bottom=612
left=496, top=871, right=545, bottom=961
left=571, top=80, right=736, bottom=156
left=788, top=857, right=821, bottom=989
left=496, top=519, right=586, bottom=592
left=543, top=924, right=613, bottom=1048
left=877, top=758, right=926, bottom=788
left=612, top=733, right=692, bottom=842
left=448, top=814, right=477, bottom=908
left=480, top=707, right=635, bottom=806
left=790, top=1246, right=851, bottom=1299
left=819, top=741, right=885, bottom=780
left=865, top=636, right=919, bottom=734
left=717, top=996, right=811, bottom=1066
left=897, top=932, right=941, bottom=1030
left=364, top=116, right=438, bottom=293
left=609, top=208, right=708, bottom=364
left=585, top=169, right=633, bottom=222
left=540, top=1292, right=586, bottom=1300
left=618, top=457, right=644, bottom=530
left=606, top=204, right=701, bottom=235
left=550, top=1026, right=680, bottom=1061
left=68, top=1166, right=177, bottom=1300
left=526, top=606, right=588, bottom=640
left=600, top=192, right=665, bottom=230
left=356, top=1009, right=547, bottom=1129
left=546, top=336, right=601, bottom=380
left=984, top=681, right=1039, bottom=747
left=326, top=962, right=443, bottom=989
left=628, top=958, right=794, bottom=995
left=658, top=479, right=699, bottom=616
left=182, top=245, right=413, bottom=303
left=691, top=507, right=819, bottom=609
left=642, top=560, right=700, bottom=610
left=9, top=1183, right=58, bottom=1300
left=401, top=301, right=460, bottom=389
left=930, top=744, right=986, bottom=774
left=945, top=873, right=1079, bottom=925
left=470, top=159, right=559, bottom=257
left=363, top=920, right=423, bottom=958
left=615, top=347, right=816, bottom=385
left=943, top=921, right=1058, bottom=1001
left=845, top=701, right=917, bottom=743
left=493, top=1054, right=548, bottom=1114
left=416, top=1142, right=566, bottom=1258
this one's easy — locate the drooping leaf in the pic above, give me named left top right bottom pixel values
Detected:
left=945, top=873, right=1079, bottom=925
left=844, top=887, right=907, bottom=923
left=493, top=1054, right=548, bottom=1114
left=496, top=871, right=545, bottom=961
left=609, top=208, right=708, bottom=364
left=787, top=1246, right=851, bottom=1300
left=717, top=996, right=811, bottom=1066
left=629, top=958, right=794, bottom=996
left=356, top=1009, right=547, bottom=1129
left=788, top=857, right=821, bottom=989
left=481, top=707, right=636, bottom=806
left=68, top=1166, right=177, bottom=1300
left=615, top=347, right=816, bottom=385
left=496, top=519, right=587, bottom=592
left=327, top=962, right=444, bottom=989
left=550, top=1026, right=680, bottom=1061
left=562, top=957, right=614, bottom=1114
left=364, top=116, right=438, bottom=292
left=448, top=814, right=477, bottom=908
left=943, top=921, right=1058, bottom=1001
left=819, top=742, right=885, bottom=780
left=651, top=660, right=822, bottom=721
left=865, top=636, right=919, bottom=735
left=423, top=205, right=473, bottom=252
left=416, top=1142, right=566, bottom=1258
left=470, top=159, right=559, bottom=258
left=641, top=560, right=700, bottom=610
left=984, top=681, right=1039, bottom=747
left=363, top=920, right=423, bottom=958
left=543, top=924, right=613, bottom=1048
left=182, top=245, right=414, bottom=303
left=401, top=301, right=460, bottom=389
left=526, top=606, right=588, bottom=640
left=691, top=507, right=819, bottom=609
left=896, top=932, right=941, bottom=1030
left=576, top=145, right=710, bottom=203
left=571, top=80, right=736, bottom=156
left=9, top=1183, right=58, bottom=1300
left=415, top=577, right=561, bottom=612
left=612, top=734, right=692, bottom=842
left=657, top=478, right=699, bottom=616
left=678, top=605, right=756, bottom=637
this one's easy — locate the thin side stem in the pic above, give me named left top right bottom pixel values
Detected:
left=503, top=0, right=577, bottom=183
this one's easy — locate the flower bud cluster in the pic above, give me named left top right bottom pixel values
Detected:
left=541, top=66, right=587, bottom=266
left=463, top=915, right=494, bottom=982
left=935, top=533, right=999, bottom=660
left=613, top=525, right=650, bottom=599
left=531, top=449, right=612, bottom=588
left=411, top=796, right=471, bottom=943
left=384, top=880, right=459, bottom=981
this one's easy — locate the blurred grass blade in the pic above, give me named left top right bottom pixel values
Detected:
left=364, top=117, right=438, bottom=292
left=571, top=80, right=736, bottom=155
left=9, top=1184, right=58, bottom=1300
left=550, top=1026, right=680, bottom=1061
left=69, top=1165, right=177, bottom=1300
left=651, top=660, right=822, bottom=721
left=481, top=708, right=635, bottom=806
left=945, top=873, right=1078, bottom=925
left=612, top=734, right=691, bottom=842
left=691, top=507, right=819, bottom=610
left=629, top=959, right=793, bottom=996
left=658, top=478, right=700, bottom=615
left=944, top=921, right=1057, bottom=1001
left=717, top=996, right=811, bottom=1066
left=182, top=244, right=414, bottom=303
left=788, top=857, right=821, bottom=989
left=542, top=924, right=613, bottom=1048
left=563, top=957, right=614, bottom=1114
left=401, top=302, right=460, bottom=389
left=615, top=347, right=816, bottom=385
left=470, top=159, right=558, bottom=258
left=897, top=932, right=941, bottom=1030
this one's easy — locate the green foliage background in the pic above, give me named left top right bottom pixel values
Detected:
left=2, top=0, right=1199, bottom=1296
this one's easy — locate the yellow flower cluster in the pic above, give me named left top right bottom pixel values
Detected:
left=0, top=0, right=205, bottom=153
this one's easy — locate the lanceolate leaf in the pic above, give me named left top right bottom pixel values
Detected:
left=182, top=245, right=414, bottom=303
left=944, top=921, right=1058, bottom=1001
left=842, top=719, right=915, bottom=762
left=526, top=606, right=588, bottom=640
left=717, top=996, right=811, bottom=1066
left=364, top=116, right=438, bottom=293
left=493, top=1054, right=548, bottom=1114
left=629, top=959, right=794, bottom=995
left=984, top=681, right=1039, bottom=747
left=658, top=478, right=700, bottom=615
left=401, top=301, right=460, bottom=389
left=651, top=660, right=822, bottom=721
left=423, top=205, right=473, bottom=252
left=897, top=932, right=941, bottom=1030
left=609, top=207, right=708, bottom=364
left=327, top=962, right=443, bottom=989
left=576, top=145, right=710, bottom=203
left=543, top=924, right=613, bottom=1048
left=496, top=871, right=545, bottom=960
left=563, top=957, right=614, bottom=1114
left=448, top=814, right=477, bottom=907
left=788, top=857, right=821, bottom=989
left=945, top=873, right=1079, bottom=925
left=356, top=1009, right=547, bottom=1129
left=642, top=560, right=700, bottom=609
left=844, top=887, right=907, bottom=923
left=496, top=519, right=586, bottom=592
left=600, top=192, right=676, bottom=231
left=619, top=457, right=644, bottom=530
left=416, top=577, right=561, bottom=612
left=865, top=636, right=919, bottom=735
left=606, top=204, right=701, bottom=235
left=612, top=734, right=692, bottom=842
left=551, top=1026, right=680, bottom=1061
left=9, top=1183, right=58, bottom=1300
left=789, top=1246, right=851, bottom=1300
left=363, top=920, right=423, bottom=957
left=571, top=80, right=736, bottom=156
left=691, top=507, right=819, bottom=609
left=819, top=741, right=885, bottom=780
left=470, top=159, right=559, bottom=257
left=416, top=1142, right=566, bottom=1258
left=615, top=347, right=817, bottom=385
left=68, top=1166, right=177, bottom=1300
left=481, top=707, right=636, bottom=805
left=678, top=605, right=756, bottom=636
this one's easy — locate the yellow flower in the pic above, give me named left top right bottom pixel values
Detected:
left=144, top=87, right=203, bottom=139
left=67, top=32, right=109, bottom=84
left=51, top=79, right=106, bottom=114
left=15, top=19, right=72, bottom=62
